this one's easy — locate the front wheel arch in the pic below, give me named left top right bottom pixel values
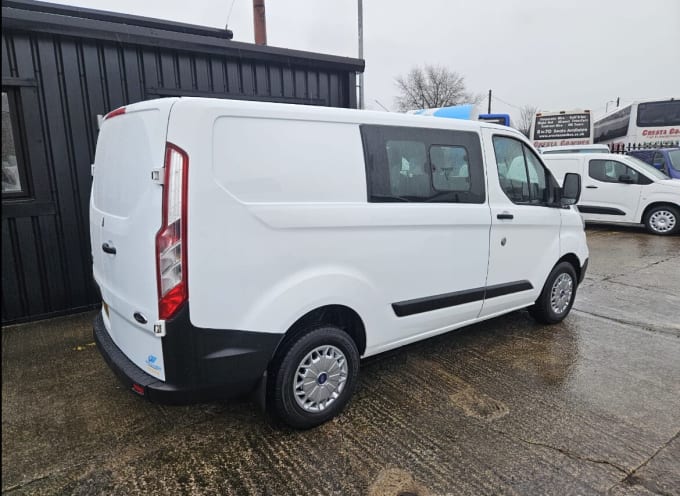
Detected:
left=556, top=253, right=583, bottom=284
left=640, top=202, right=680, bottom=224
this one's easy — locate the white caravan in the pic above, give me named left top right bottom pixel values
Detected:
left=90, top=98, right=588, bottom=428
left=543, top=153, right=680, bottom=235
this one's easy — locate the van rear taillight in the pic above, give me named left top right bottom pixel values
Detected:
left=156, top=143, right=188, bottom=320
left=104, top=106, right=126, bottom=120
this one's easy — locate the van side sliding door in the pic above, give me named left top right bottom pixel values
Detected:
left=361, top=125, right=491, bottom=342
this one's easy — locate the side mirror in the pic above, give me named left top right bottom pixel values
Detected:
left=560, top=173, right=581, bottom=206
left=619, top=174, right=635, bottom=184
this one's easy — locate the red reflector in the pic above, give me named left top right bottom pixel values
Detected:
left=104, top=107, right=126, bottom=120
left=158, top=282, right=187, bottom=320
left=132, top=383, right=145, bottom=395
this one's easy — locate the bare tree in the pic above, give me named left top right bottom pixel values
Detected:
left=517, top=104, right=538, bottom=137
left=394, top=65, right=480, bottom=112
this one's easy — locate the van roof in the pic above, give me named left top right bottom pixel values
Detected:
left=129, top=97, right=522, bottom=136
left=540, top=144, right=609, bottom=152
left=542, top=152, right=632, bottom=161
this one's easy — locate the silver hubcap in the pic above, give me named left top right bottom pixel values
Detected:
left=550, top=273, right=574, bottom=315
left=649, top=210, right=676, bottom=233
left=294, top=345, right=348, bottom=413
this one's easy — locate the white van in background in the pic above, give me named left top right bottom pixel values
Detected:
left=543, top=153, right=680, bottom=235
left=90, top=98, right=588, bottom=428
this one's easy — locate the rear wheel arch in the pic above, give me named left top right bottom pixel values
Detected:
left=273, top=304, right=367, bottom=359
left=266, top=305, right=365, bottom=428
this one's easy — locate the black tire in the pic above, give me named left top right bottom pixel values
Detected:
left=643, top=205, right=680, bottom=236
left=529, top=261, right=578, bottom=325
left=267, top=325, right=360, bottom=429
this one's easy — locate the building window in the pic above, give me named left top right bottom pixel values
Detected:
left=2, top=91, right=27, bottom=196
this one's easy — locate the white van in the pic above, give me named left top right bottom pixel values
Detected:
left=90, top=98, right=588, bottom=428
left=543, top=153, right=680, bottom=235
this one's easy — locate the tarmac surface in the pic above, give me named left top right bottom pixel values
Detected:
left=3, top=224, right=679, bottom=495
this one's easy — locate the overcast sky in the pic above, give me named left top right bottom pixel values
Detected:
left=47, top=0, right=680, bottom=121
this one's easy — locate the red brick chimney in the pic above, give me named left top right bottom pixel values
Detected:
left=253, top=0, right=267, bottom=45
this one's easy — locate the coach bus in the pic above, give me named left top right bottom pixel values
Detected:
left=593, top=98, right=680, bottom=146
left=529, top=109, right=594, bottom=149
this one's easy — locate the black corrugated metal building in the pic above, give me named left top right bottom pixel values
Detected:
left=1, top=0, right=364, bottom=324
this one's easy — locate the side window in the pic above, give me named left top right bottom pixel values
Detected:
left=494, top=137, right=529, bottom=203
left=492, top=135, right=551, bottom=204
left=2, top=90, right=28, bottom=197
left=385, top=140, right=429, bottom=198
left=589, top=160, right=639, bottom=183
left=430, top=145, right=471, bottom=192
left=525, top=149, right=550, bottom=203
left=361, top=125, right=485, bottom=204
left=652, top=152, right=666, bottom=171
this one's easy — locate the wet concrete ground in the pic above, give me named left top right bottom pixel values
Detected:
left=3, top=225, right=679, bottom=495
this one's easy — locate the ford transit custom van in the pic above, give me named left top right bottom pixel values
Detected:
left=91, top=98, right=588, bottom=428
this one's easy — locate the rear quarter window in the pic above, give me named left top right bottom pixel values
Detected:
left=361, top=125, right=485, bottom=204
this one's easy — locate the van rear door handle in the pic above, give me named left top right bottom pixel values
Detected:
left=102, top=242, right=117, bottom=255
left=586, top=185, right=598, bottom=189
left=497, top=213, right=514, bottom=220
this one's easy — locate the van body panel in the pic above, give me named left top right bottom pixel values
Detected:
left=161, top=100, right=492, bottom=354
left=90, top=99, right=178, bottom=381
left=559, top=208, right=590, bottom=266
left=212, top=117, right=367, bottom=202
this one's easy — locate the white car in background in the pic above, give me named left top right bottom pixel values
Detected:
left=543, top=153, right=680, bottom=235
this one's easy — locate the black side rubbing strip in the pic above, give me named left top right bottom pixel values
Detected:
left=484, top=280, right=534, bottom=299
left=577, top=205, right=626, bottom=216
left=392, top=280, right=533, bottom=317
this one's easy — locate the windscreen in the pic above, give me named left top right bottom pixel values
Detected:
left=668, top=150, right=680, bottom=171
left=626, top=156, right=670, bottom=180
left=636, top=100, right=680, bottom=127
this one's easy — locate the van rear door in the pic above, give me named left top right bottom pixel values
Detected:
left=90, top=98, right=178, bottom=381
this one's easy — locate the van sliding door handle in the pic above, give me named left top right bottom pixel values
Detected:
left=586, top=185, right=598, bottom=189
left=497, top=213, right=514, bottom=220
left=102, top=242, right=117, bottom=255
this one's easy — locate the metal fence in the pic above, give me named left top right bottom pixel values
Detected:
left=609, top=141, right=680, bottom=154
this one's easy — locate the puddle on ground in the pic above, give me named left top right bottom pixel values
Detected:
left=448, top=387, right=509, bottom=420
left=368, top=468, right=432, bottom=496
left=422, top=360, right=509, bottom=421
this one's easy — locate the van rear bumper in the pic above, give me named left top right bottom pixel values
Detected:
left=93, top=306, right=284, bottom=405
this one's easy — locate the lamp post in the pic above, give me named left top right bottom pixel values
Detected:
left=357, top=0, right=364, bottom=109
left=605, top=97, right=620, bottom=113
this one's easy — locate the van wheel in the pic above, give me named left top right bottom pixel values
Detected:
left=529, top=262, right=578, bottom=324
left=267, top=325, right=360, bottom=429
left=644, top=205, right=679, bottom=235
